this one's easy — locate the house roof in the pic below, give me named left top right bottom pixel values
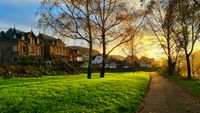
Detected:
left=0, top=28, right=44, bottom=45
left=38, top=33, right=62, bottom=45
left=108, top=55, right=126, bottom=61
left=92, top=55, right=102, bottom=60
left=0, top=28, right=25, bottom=41
left=68, top=46, right=100, bottom=57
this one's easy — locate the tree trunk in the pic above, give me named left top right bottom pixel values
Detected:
left=131, top=38, right=135, bottom=73
left=87, top=42, right=92, bottom=79
left=185, top=54, right=192, bottom=79
left=168, top=56, right=173, bottom=75
left=191, top=56, right=195, bottom=78
left=86, top=0, right=92, bottom=79
left=131, top=55, right=135, bottom=73
left=100, top=33, right=106, bottom=78
left=176, top=60, right=180, bottom=76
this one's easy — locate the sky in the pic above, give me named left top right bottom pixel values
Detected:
left=0, top=0, right=41, bottom=33
left=0, top=0, right=84, bottom=46
left=0, top=0, right=164, bottom=59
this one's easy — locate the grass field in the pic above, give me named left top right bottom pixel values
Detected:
left=162, top=73, right=200, bottom=97
left=175, top=78, right=200, bottom=97
left=0, top=72, right=150, bottom=113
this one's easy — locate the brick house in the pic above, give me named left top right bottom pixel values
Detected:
left=0, top=28, right=44, bottom=66
left=38, top=33, right=69, bottom=64
left=68, top=49, right=84, bottom=62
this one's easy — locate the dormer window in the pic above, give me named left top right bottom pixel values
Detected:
left=21, top=36, right=25, bottom=40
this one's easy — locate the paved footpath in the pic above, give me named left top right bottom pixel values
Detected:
left=139, top=72, right=200, bottom=113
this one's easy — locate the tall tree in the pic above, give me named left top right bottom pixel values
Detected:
left=38, top=0, right=97, bottom=79
left=91, top=0, right=146, bottom=78
left=122, top=35, right=142, bottom=73
left=145, top=0, right=180, bottom=75
left=175, top=0, right=200, bottom=79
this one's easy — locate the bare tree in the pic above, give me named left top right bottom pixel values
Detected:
left=175, top=0, right=200, bottom=79
left=122, top=35, right=143, bottom=73
left=145, top=0, right=181, bottom=75
left=90, top=0, right=146, bottom=78
left=38, top=0, right=97, bottom=79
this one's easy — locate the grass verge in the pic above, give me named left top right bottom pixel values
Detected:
left=0, top=72, right=150, bottom=113
left=160, top=72, right=200, bottom=97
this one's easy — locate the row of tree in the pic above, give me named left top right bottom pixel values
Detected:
left=143, top=0, right=200, bottom=79
left=37, top=0, right=146, bottom=79
left=37, top=0, right=199, bottom=79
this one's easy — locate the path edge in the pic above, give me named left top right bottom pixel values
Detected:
left=136, top=72, right=153, bottom=113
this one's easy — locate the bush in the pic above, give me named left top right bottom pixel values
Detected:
left=0, top=60, right=79, bottom=78
left=18, top=61, right=45, bottom=67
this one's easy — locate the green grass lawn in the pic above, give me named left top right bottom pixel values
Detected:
left=175, top=78, right=200, bottom=97
left=0, top=72, right=150, bottom=113
left=162, top=73, right=200, bottom=97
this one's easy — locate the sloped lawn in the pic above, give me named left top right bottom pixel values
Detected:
left=164, top=75, right=200, bottom=97
left=0, top=72, right=150, bottom=113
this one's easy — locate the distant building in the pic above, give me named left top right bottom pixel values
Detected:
left=0, top=28, right=44, bottom=66
left=139, top=56, right=155, bottom=68
left=67, top=46, right=100, bottom=63
left=125, top=55, right=140, bottom=68
left=92, top=55, right=103, bottom=65
left=68, top=49, right=84, bottom=62
left=109, top=62, right=117, bottom=68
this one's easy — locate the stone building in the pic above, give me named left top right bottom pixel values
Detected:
left=0, top=28, right=44, bottom=66
left=38, top=33, right=69, bottom=64
left=0, top=28, right=69, bottom=66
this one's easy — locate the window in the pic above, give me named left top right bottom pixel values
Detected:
left=12, top=45, right=18, bottom=52
left=13, top=34, right=17, bottom=39
left=37, top=38, right=40, bottom=44
left=30, top=37, right=33, bottom=44
left=22, top=46, right=26, bottom=53
left=21, top=36, right=25, bottom=40
left=37, top=48, right=41, bottom=55
left=98, top=57, right=101, bottom=60
left=32, top=38, right=35, bottom=44
left=29, top=47, right=34, bottom=53
left=28, top=38, right=31, bottom=44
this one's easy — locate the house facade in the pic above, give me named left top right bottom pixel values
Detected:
left=92, top=55, right=103, bottom=65
left=68, top=49, right=84, bottom=62
left=0, top=28, right=69, bottom=66
left=0, top=28, right=44, bottom=66
left=38, top=33, right=69, bottom=64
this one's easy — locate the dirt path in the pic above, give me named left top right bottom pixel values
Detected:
left=139, top=72, right=200, bottom=113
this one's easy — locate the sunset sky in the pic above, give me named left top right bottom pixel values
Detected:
left=0, top=0, right=167, bottom=59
